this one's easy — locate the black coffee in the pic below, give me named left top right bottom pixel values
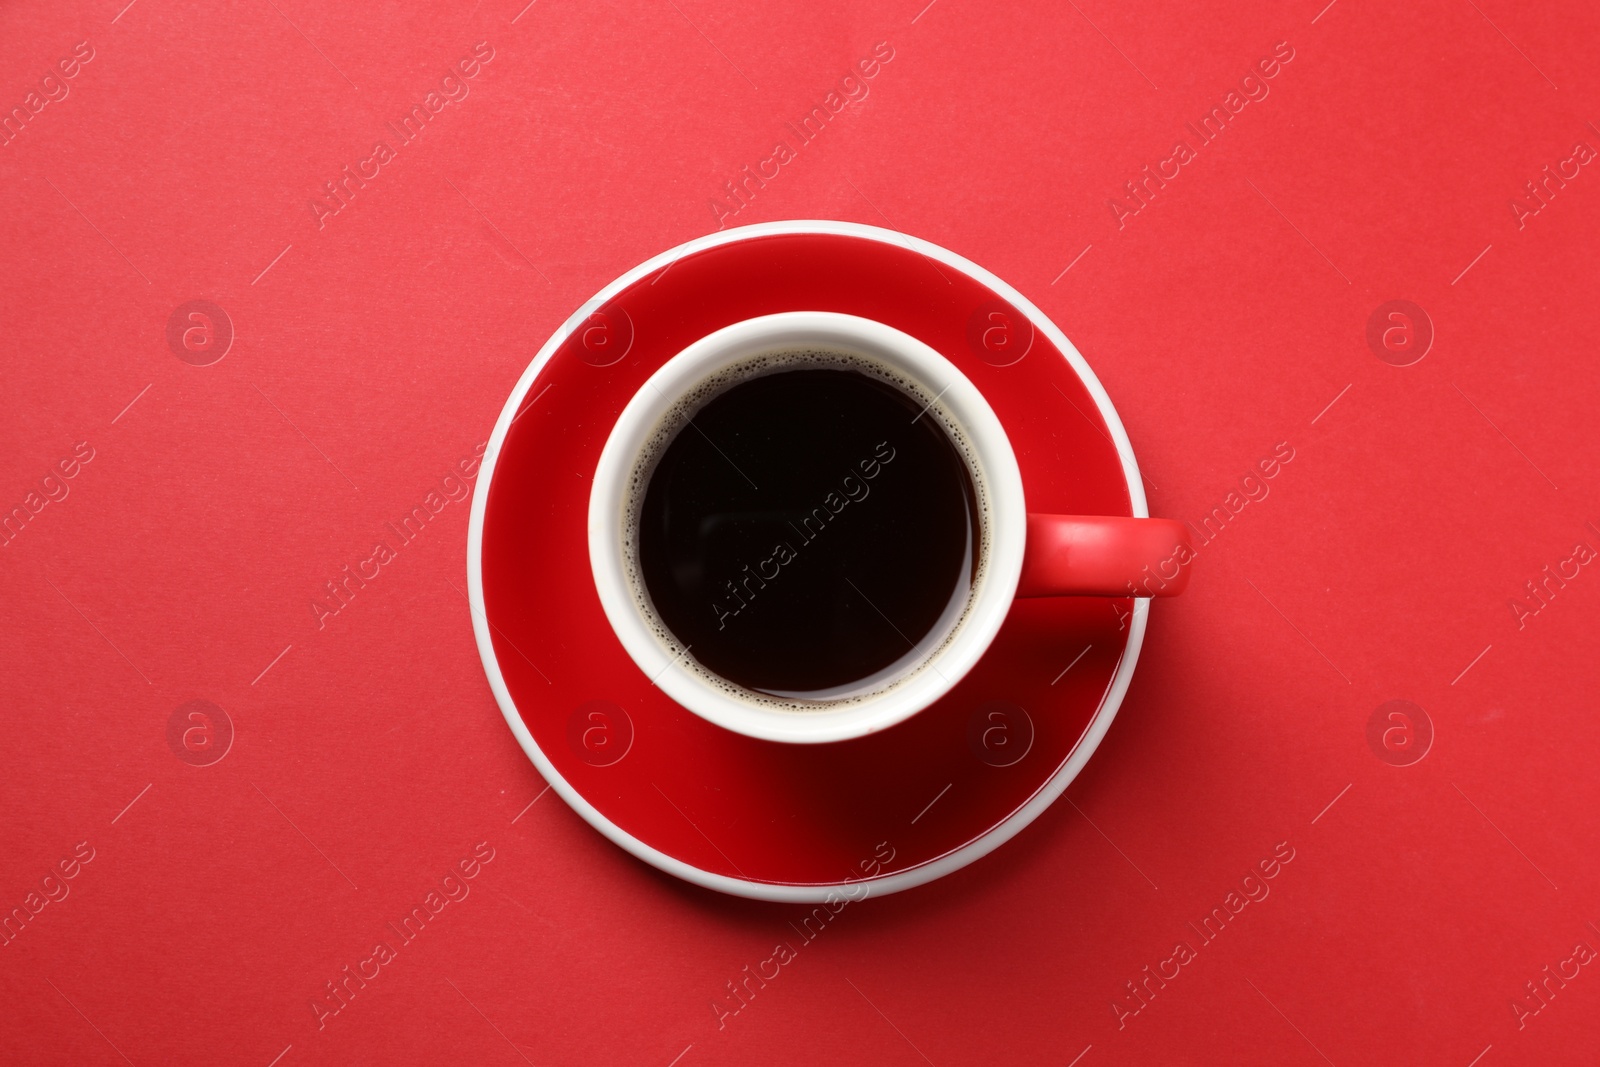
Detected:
left=636, top=362, right=979, bottom=696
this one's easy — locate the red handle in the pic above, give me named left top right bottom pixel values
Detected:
left=1016, top=515, right=1193, bottom=598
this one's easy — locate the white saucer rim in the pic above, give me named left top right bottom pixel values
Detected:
left=466, top=219, right=1150, bottom=902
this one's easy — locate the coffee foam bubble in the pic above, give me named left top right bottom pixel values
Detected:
left=620, top=345, right=990, bottom=712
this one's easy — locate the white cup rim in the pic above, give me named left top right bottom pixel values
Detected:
left=588, top=312, right=1027, bottom=744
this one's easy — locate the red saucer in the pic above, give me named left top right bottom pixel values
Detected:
left=467, top=222, right=1151, bottom=900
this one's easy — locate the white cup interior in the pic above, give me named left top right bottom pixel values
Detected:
left=588, top=312, right=1026, bottom=744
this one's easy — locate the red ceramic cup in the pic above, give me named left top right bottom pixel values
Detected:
left=588, top=312, right=1190, bottom=744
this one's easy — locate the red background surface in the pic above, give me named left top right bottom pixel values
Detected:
left=3, top=1, right=1598, bottom=1064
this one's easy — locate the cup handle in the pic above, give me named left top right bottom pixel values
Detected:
left=1016, top=514, right=1193, bottom=598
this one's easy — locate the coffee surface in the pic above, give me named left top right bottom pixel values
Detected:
left=637, top=366, right=977, bottom=696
